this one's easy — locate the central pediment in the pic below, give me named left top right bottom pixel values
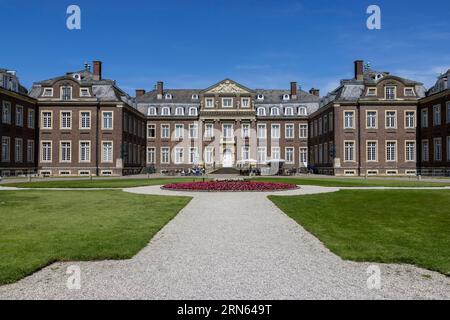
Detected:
left=203, top=79, right=254, bottom=94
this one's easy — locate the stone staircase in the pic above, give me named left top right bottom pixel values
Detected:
left=209, top=167, right=240, bottom=175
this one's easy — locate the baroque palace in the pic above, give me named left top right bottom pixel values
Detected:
left=1, top=60, right=449, bottom=177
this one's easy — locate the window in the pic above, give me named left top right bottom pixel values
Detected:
left=257, top=147, right=266, bottom=164
left=205, top=147, right=214, bottom=164
left=344, top=141, right=355, bottom=162
left=241, top=123, right=250, bottom=138
left=447, top=137, right=450, bottom=161
left=241, top=147, right=250, bottom=160
left=80, top=111, right=91, bottom=129
left=366, top=111, right=377, bottom=128
left=60, top=141, right=71, bottom=162
left=102, top=142, right=113, bottom=162
left=191, top=94, right=199, bottom=100
left=80, top=141, right=91, bottom=162
left=205, top=123, right=214, bottom=138
left=189, top=107, right=197, bottom=116
left=27, top=140, right=34, bottom=163
left=285, top=147, right=294, bottom=164
left=270, top=107, right=280, bottom=116
left=1, top=137, right=10, bottom=162
left=385, top=86, right=396, bottom=100
left=175, top=107, right=184, bottom=116
left=161, top=124, right=170, bottom=139
left=241, top=98, right=250, bottom=108
left=15, top=106, right=23, bottom=126
left=42, top=88, right=53, bottom=97
left=284, top=107, right=294, bottom=116
left=189, top=124, right=198, bottom=139
left=28, top=109, right=35, bottom=129
left=42, top=111, right=52, bottom=129
left=318, top=118, right=323, bottom=134
left=404, top=88, right=415, bottom=97
left=433, top=105, right=441, bottom=126
left=405, top=111, right=415, bottom=129
left=367, top=141, right=377, bottom=162
left=174, top=147, right=184, bottom=164
left=147, top=107, right=157, bottom=116
left=102, top=111, right=113, bottom=129
left=405, top=141, right=415, bottom=162
left=61, top=86, right=72, bottom=100
left=434, top=138, right=442, bottom=161
left=205, top=98, right=214, bottom=108
left=422, top=140, right=429, bottom=162
left=271, top=147, right=280, bottom=160
left=271, top=124, right=280, bottom=139
left=257, top=124, right=266, bottom=139
left=257, top=107, right=266, bottom=116
left=61, top=111, right=72, bottom=129
left=385, top=111, right=397, bottom=129
left=175, top=124, right=184, bottom=139
left=2, top=101, right=11, bottom=124
left=344, top=111, right=354, bottom=129
left=298, top=107, right=307, bottom=116
left=161, top=147, right=170, bottom=164
left=367, top=88, right=377, bottom=96
left=162, top=107, right=170, bottom=116
left=189, top=148, right=198, bottom=164
left=220, top=124, right=233, bottom=139
left=147, top=124, right=156, bottom=138
left=329, top=112, right=334, bottom=131
left=285, top=124, right=294, bottom=139
left=386, top=141, right=397, bottom=162
left=299, top=147, right=308, bottom=164
left=80, top=88, right=90, bottom=97
left=299, top=124, right=308, bottom=138
left=222, top=98, right=233, bottom=108
left=421, top=109, right=428, bottom=128
left=41, top=141, right=52, bottom=162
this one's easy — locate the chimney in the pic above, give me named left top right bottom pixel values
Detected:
left=135, top=89, right=146, bottom=97
left=354, top=60, right=364, bottom=81
left=156, top=81, right=163, bottom=99
left=290, top=82, right=297, bottom=99
left=93, top=60, right=102, bottom=81
left=309, top=88, right=320, bottom=97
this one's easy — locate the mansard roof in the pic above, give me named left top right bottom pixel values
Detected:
left=426, top=69, right=450, bottom=96
left=136, top=89, right=201, bottom=104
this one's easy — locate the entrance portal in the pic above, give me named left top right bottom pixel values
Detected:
left=222, top=149, right=233, bottom=168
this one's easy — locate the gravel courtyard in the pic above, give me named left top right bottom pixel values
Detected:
left=0, top=185, right=449, bottom=299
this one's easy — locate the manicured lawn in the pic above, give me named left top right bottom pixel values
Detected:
left=253, top=177, right=450, bottom=187
left=0, top=190, right=191, bottom=284
left=269, top=190, right=450, bottom=275
left=6, top=177, right=207, bottom=189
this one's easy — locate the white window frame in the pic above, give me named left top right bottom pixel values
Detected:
left=434, top=138, right=442, bottom=161
left=161, top=147, right=170, bottom=164
left=41, top=110, right=53, bottom=129
left=344, top=140, right=355, bottom=162
left=385, top=86, right=396, bottom=100
left=385, top=110, right=397, bottom=129
left=405, top=140, right=416, bottom=162
left=161, top=107, right=171, bottom=116
left=42, top=88, right=54, bottom=97
left=421, top=109, right=428, bottom=128
left=204, top=123, right=214, bottom=138
left=421, top=139, right=429, bottom=162
left=433, top=105, right=441, bottom=126
left=27, top=139, right=34, bottom=163
left=59, top=141, right=72, bottom=163
left=147, top=147, right=156, bottom=164
left=405, top=110, right=416, bottom=129
left=175, top=107, right=184, bottom=116
left=41, top=140, right=52, bottom=162
left=222, top=98, right=233, bottom=108
left=189, top=147, right=198, bottom=164
left=174, top=147, right=184, bottom=164
left=257, top=107, right=266, bottom=116
left=366, top=88, right=377, bottom=96
left=366, top=110, right=377, bottom=129
left=285, top=124, right=294, bottom=139
left=79, top=141, right=91, bottom=163
left=205, top=98, right=214, bottom=108
left=404, top=88, right=415, bottom=97
left=271, top=147, right=280, bottom=160
left=343, top=111, right=355, bottom=129
left=147, top=123, right=156, bottom=138
left=204, top=147, right=214, bottom=164
left=15, top=105, right=23, bottom=127
left=270, top=107, right=280, bottom=116
left=60, top=110, right=72, bottom=129
left=60, top=86, right=73, bottom=101
left=241, top=123, right=250, bottom=138
left=161, top=124, right=170, bottom=139
left=101, top=141, right=113, bottom=163
left=189, top=124, right=198, bottom=139
left=188, top=107, right=198, bottom=116
left=102, top=111, right=113, bottom=130
left=79, top=111, right=91, bottom=129
left=257, top=124, right=266, bottom=139
left=299, top=124, right=308, bottom=138
left=175, top=124, right=184, bottom=139
left=14, top=138, right=23, bottom=163
left=285, top=147, right=294, bottom=164
left=271, top=124, right=280, bottom=139
left=241, top=97, right=250, bottom=108
left=366, top=140, right=378, bottom=162
left=386, top=140, right=397, bottom=162
left=80, top=88, right=91, bottom=97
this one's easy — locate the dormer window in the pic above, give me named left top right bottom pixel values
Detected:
left=80, top=88, right=90, bottom=97
left=283, top=94, right=290, bottom=101
left=188, top=107, right=198, bottom=116
left=61, top=86, right=72, bottom=101
left=147, top=107, right=157, bottom=116
left=367, top=88, right=377, bottom=96
left=257, top=107, right=266, bottom=116
left=270, top=107, right=280, bottom=116
left=298, top=107, right=307, bottom=116
left=385, top=86, right=396, bottom=100
left=284, top=107, right=294, bottom=116
left=43, top=88, right=54, bottom=97
left=191, top=94, right=199, bottom=100
left=175, top=107, right=184, bottom=116
left=404, top=88, right=415, bottom=97
left=257, top=94, right=264, bottom=101
left=165, top=93, right=172, bottom=100
left=161, top=107, right=170, bottom=116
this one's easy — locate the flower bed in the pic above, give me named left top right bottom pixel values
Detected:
left=162, top=180, right=298, bottom=192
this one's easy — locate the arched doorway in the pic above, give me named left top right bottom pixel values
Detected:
left=223, top=149, right=233, bottom=168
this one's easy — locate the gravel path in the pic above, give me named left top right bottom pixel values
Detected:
left=0, top=185, right=449, bottom=299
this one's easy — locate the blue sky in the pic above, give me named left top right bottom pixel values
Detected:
left=1, top=0, right=450, bottom=95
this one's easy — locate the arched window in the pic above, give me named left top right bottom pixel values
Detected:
left=284, top=107, right=294, bottom=116
left=147, top=107, right=157, bottom=116
left=257, top=107, right=266, bottom=116
left=270, top=107, right=280, bottom=116
left=298, top=107, right=307, bottom=116
left=175, top=107, right=184, bottom=116
left=189, top=107, right=198, bottom=116
left=162, top=107, right=170, bottom=116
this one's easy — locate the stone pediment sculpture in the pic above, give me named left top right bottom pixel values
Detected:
left=204, top=79, right=252, bottom=94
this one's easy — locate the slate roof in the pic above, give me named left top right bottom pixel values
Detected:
left=426, top=69, right=450, bottom=96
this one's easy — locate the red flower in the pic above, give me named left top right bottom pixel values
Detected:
left=162, top=181, right=297, bottom=192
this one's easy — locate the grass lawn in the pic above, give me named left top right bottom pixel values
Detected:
left=253, top=177, right=450, bottom=187
left=269, top=190, right=450, bottom=275
left=5, top=177, right=206, bottom=189
left=0, top=190, right=191, bottom=284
